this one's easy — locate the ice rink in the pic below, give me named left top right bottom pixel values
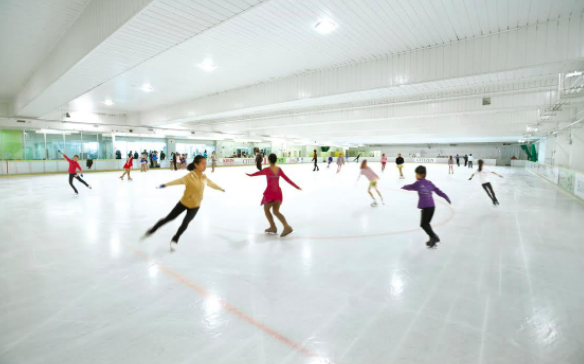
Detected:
left=1, top=162, right=584, bottom=364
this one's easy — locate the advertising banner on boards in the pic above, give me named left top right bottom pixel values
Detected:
left=414, top=158, right=436, bottom=163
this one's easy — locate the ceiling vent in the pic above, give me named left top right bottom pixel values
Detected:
left=482, top=97, right=491, bottom=106
left=16, top=119, right=26, bottom=123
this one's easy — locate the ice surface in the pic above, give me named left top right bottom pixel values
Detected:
left=1, top=162, right=583, bottom=363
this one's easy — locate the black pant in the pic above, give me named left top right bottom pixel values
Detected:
left=464, top=160, right=468, bottom=166
left=468, top=161, right=473, bottom=168
left=69, top=173, right=88, bottom=193
left=482, top=182, right=498, bottom=203
left=313, top=159, right=319, bottom=171
left=420, top=207, right=437, bottom=239
left=256, top=161, right=262, bottom=171
left=148, top=202, right=199, bottom=243
left=456, top=159, right=460, bottom=166
left=173, top=160, right=177, bottom=170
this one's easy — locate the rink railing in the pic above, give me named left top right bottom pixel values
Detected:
left=0, top=157, right=497, bottom=176
left=526, top=161, right=584, bottom=203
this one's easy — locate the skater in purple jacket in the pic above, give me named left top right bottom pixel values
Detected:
left=402, top=165, right=451, bottom=248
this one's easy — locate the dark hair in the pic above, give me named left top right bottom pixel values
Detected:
left=360, top=160, right=367, bottom=169
left=74, top=155, right=79, bottom=158
left=268, top=153, right=277, bottom=164
left=415, top=165, right=426, bottom=176
left=314, top=149, right=317, bottom=152
left=187, top=155, right=206, bottom=171
left=478, top=159, right=484, bottom=172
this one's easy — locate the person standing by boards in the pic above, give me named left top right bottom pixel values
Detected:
left=396, top=153, right=405, bottom=179
left=255, top=151, right=263, bottom=171
left=312, top=149, right=319, bottom=172
left=455, top=154, right=460, bottom=167
left=59, top=151, right=91, bottom=195
left=468, top=154, right=474, bottom=169
left=211, top=151, right=219, bottom=173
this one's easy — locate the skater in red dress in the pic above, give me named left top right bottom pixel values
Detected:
left=120, top=155, right=134, bottom=180
left=246, top=153, right=301, bottom=237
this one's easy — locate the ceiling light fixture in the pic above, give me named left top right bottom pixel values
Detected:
left=103, top=99, right=114, bottom=106
left=566, top=71, right=582, bottom=78
left=198, top=59, right=217, bottom=72
left=315, top=18, right=338, bottom=34
left=141, top=84, right=154, bottom=92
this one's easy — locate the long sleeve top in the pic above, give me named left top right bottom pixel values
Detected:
left=360, top=167, right=379, bottom=181
left=164, top=171, right=223, bottom=208
left=63, top=154, right=82, bottom=174
left=247, top=167, right=299, bottom=205
left=401, top=178, right=450, bottom=208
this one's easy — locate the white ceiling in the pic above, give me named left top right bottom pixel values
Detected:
left=64, top=0, right=584, bottom=114
left=0, top=0, right=91, bottom=99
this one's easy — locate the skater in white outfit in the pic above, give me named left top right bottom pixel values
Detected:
left=469, top=159, right=503, bottom=206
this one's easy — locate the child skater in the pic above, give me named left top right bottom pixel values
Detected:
left=312, top=149, right=319, bottom=172
left=336, top=153, right=345, bottom=173
left=402, top=165, right=451, bottom=248
left=381, top=153, right=388, bottom=172
left=246, top=153, right=301, bottom=237
left=60, top=151, right=91, bottom=195
left=141, top=155, right=224, bottom=252
left=120, top=155, right=134, bottom=180
left=448, top=156, right=454, bottom=174
left=469, top=159, right=503, bottom=205
left=140, top=154, right=148, bottom=172
left=357, top=160, right=384, bottom=207
left=211, top=151, right=219, bottom=172
left=327, top=156, right=333, bottom=168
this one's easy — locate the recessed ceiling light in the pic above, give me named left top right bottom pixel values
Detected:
left=141, top=84, right=153, bottom=92
left=103, top=99, right=114, bottom=106
left=198, top=59, right=217, bottom=72
left=315, top=19, right=338, bottom=34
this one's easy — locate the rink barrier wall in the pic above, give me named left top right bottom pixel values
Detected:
left=526, top=161, right=584, bottom=204
left=0, top=157, right=497, bottom=176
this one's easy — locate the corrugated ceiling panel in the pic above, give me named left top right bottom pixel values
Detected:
left=0, top=0, right=92, bottom=99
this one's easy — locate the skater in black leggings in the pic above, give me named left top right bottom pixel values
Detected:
left=141, top=156, right=224, bottom=251
left=60, top=151, right=91, bottom=195
left=312, top=149, right=319, bottom=171
left=469, top=159, right=503, bottom=206
left=255, top=151, right=263, bottom=171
